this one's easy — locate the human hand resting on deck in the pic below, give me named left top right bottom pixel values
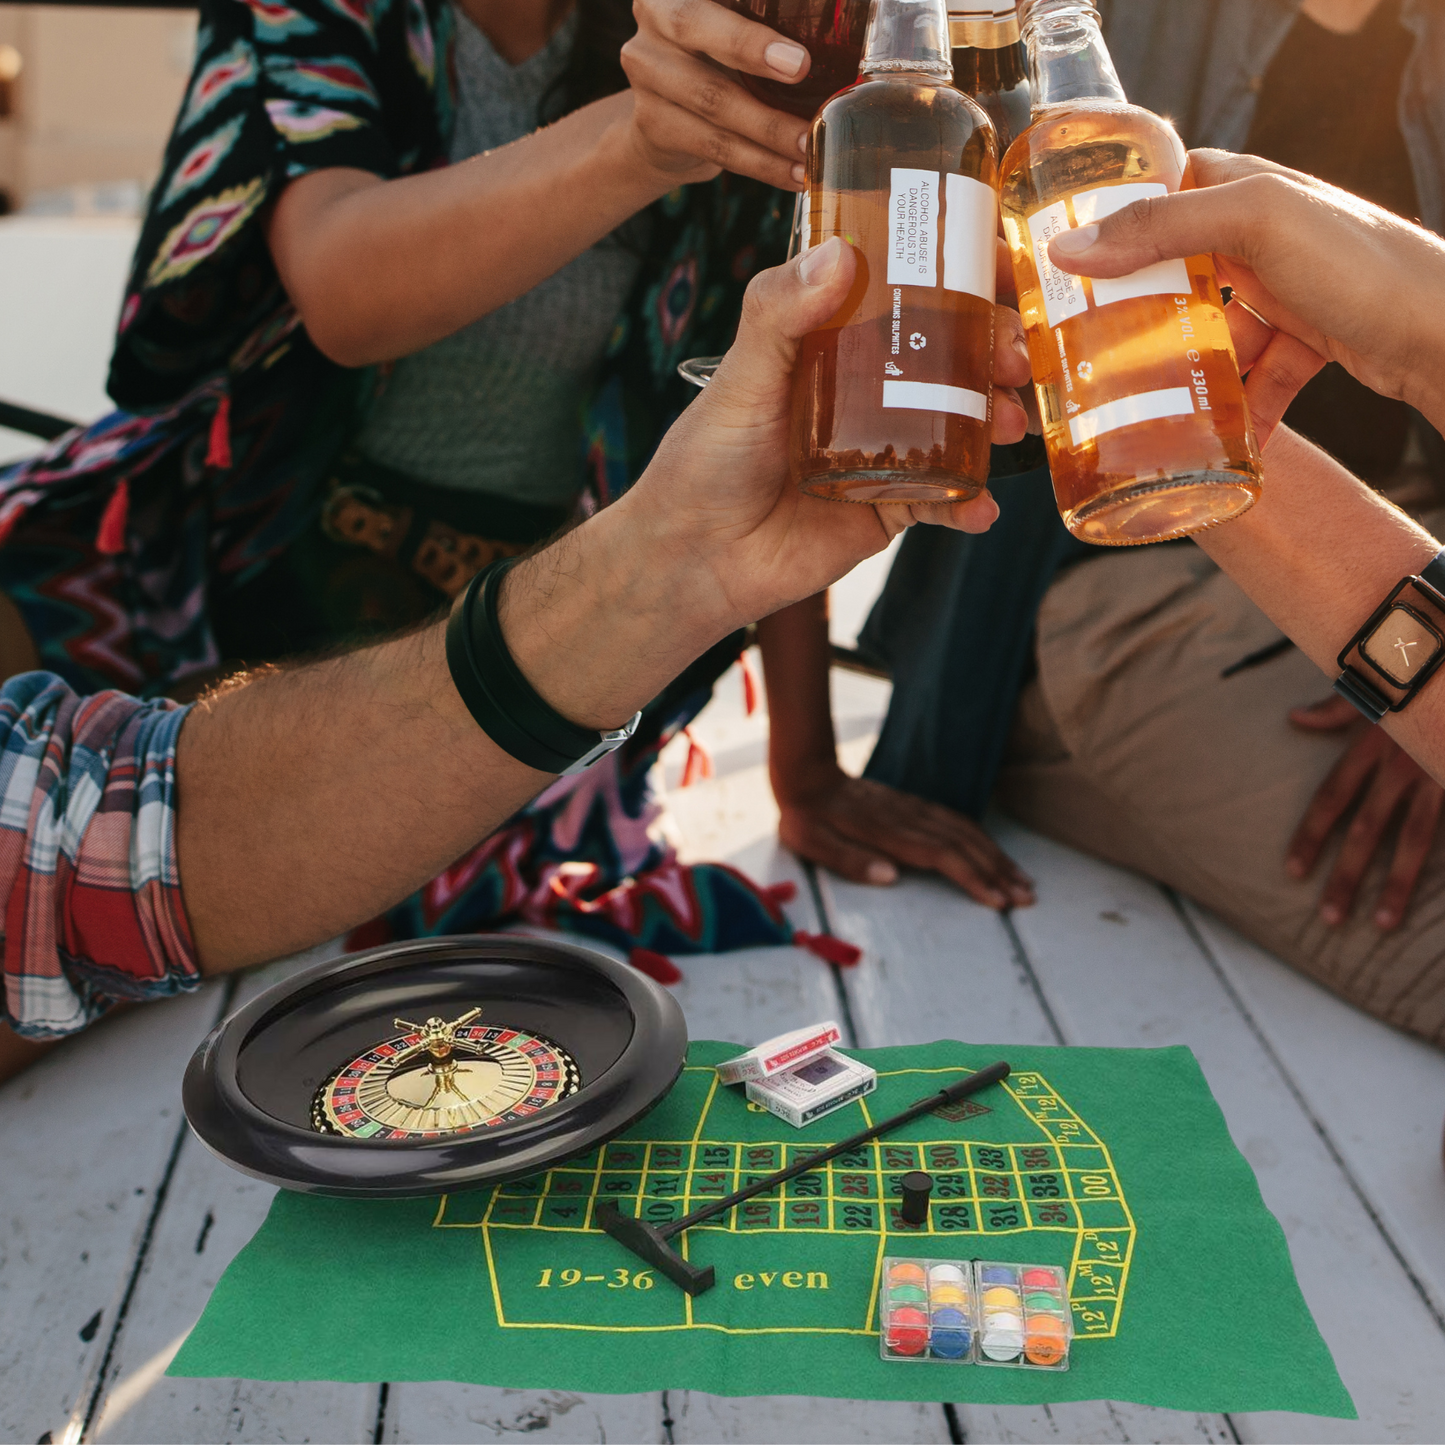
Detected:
left=1283, top=695, right=1445, bottom=933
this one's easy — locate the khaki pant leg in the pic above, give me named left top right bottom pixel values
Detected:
left=997, top=544, right=1445, bottom=1048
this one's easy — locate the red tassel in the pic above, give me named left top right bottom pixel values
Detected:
left=205, top=394, right=232, bottom=470
left=794, top=930, right=863, bottom=967
left=739, top=649, right=760, bottom=716
left=679, top=728, right=714, bottom=788
left=763, top=881, right=797, bottom=907
left=629, top=947, right=684, bottom=984
left=345, top=916, right=395, bottom=953
left=95, top=479, right=130, bottom=556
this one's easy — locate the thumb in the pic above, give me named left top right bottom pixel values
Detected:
left=1289, top=695, right=1361, bottom=731
left=704, top=237, right=858, bottom=417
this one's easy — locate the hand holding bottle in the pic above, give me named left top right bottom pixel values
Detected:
left=623, top=0, right=814, bottom=190
left=609, top=236, right=1029, bottom=663
left=1046, top=149, right=1445, bottom=444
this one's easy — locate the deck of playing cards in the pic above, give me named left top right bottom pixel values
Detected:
left=717, top=1023, right=876, bottom=1128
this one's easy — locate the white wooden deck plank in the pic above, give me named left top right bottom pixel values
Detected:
left=996, top=820, right=1445, bottom=1443
left=0, top=985, right=223, bottom=1445
left=386, top=1386, right=661, bottom=1444
left=1179, top=901, right=1445, bottom=1324
left=667, top=1390, right=952, bottom=1444
left=86, top=947, right=388, bottom=1445
left=822, top=869, right=1055, bottom=1051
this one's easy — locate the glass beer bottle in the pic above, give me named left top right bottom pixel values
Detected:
left=999, top=0, right=1261, bottom=543
left=790, top=0, right=999, bottom=503
left=950, top=3, right=1031, bottom=149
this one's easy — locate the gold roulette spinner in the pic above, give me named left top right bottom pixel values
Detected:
left=312, top=1007, right=580, bottom=1140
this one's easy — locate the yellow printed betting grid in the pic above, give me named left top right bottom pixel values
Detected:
left=433, top=1067, right=1134, bottom=1341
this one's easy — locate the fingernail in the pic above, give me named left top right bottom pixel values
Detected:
left=1285, top=857, right=1305, bottom=878
left=1375, top=908, right=1396, bottom=928
left=1010, top=332, right=1031, bottom=362
left=791, top=161, right=805, bottom=184
left=798, top=236, right=841, bottom=285
left=765, top=40, right=807, bottom=76
left=1321, top=904, right=1342, bottom=926
left=987, top=891, right=1008, bottom=909
left=1050, top=222, right=1099, bottom=256
left=798, top=129, right=810, bottom=153
left=866, top=860, right=898, bottom=885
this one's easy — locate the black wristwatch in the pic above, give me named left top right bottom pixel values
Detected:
left=1334, top=549, right=1445, bottom=722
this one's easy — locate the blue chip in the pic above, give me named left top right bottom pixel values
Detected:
left=930, top=1306, right=972, bottom=1359
left=979, top=1266, right=1016, bottom=1286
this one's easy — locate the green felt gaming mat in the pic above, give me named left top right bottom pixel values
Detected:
left=171, top=1041, right=1353, bottom=1416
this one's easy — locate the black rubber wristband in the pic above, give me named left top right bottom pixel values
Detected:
left=445, top=559, right=605, bottom=773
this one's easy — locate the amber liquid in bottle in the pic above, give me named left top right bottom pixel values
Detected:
left=999, top=3, right=1260, bottom=544
left=790, top=0, right=999, bottom=503
left=950, top=4, right=1031, bottom=147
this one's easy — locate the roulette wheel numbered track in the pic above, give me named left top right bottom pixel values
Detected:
left=183, top=935, right=687, bottom=1198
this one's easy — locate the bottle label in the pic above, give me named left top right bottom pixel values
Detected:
left=1071, top=184, right=1191, bottom=306
left=882, top=168, right=992, bottom=423
left=888, top=168, right=939, bottom=286
left=882, top=379, right=989, bottom=420
left=943, top=174, right=997, bottom=302
left=1066, top=387, right=1196, bottom=448
left=1027, top=200, right=1089, bottom=328
left=948, top=13, right=1021, bottom=48
left=1029, top=182, right=1192, bottom=328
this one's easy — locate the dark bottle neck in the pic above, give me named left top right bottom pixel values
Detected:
left=953, top=40, right=1030, bottom=146
left=953, top=39, right=1028, bottom=93
left=1020, top=0, right=1125, bottom=107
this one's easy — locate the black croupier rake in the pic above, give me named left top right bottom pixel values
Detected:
left=595, top=1059, right=1011, bottom=1295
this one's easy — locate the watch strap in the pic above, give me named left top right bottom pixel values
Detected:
left=1332, top=666, right=1390, bottom=724
left=446, top=559, right=639, bottom=774
left=1421, top=548, right=1445, bottom=599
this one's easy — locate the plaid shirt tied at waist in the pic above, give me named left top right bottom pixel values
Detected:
left=0, top=673, right=197, bottom=1038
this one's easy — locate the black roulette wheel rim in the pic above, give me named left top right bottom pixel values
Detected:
left=183, top=935, right=688, bottom=1198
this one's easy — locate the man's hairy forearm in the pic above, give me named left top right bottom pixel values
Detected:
left=174, top=498, right=736, bottom=974
left=174, top=620, right=551, bottom=973
left=1195, top=424, right=1445, bottom=781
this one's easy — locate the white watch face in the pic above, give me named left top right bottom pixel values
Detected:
left=1361, top=604, right=1442, bottom=688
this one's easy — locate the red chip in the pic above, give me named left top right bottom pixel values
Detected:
left=884, top=1305, right=929, bottom=1356
left=1021, top=1267, right=1063, bottom=1291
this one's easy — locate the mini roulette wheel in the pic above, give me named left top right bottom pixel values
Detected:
left=183, top=935, right=687, bottom=1198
